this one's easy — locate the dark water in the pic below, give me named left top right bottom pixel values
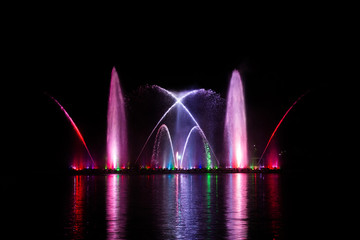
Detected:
left=1, top=172, right=349, bottom=239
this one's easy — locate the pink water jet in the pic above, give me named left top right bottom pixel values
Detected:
left=258, top=90, right=309, bottom=166
left=224, top=70, right=248, bottom=168
left=47, top=94, right=95, bottom=168
left=107, top=67, right=128, bottom=169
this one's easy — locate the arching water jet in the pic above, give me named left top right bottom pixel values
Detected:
left=154, top=86, right=219, bottom=165
left=135, top=88, right=200, bottom=163
left=180, top=126, right=215, bottom=169
left=46, top=94, right=95, bottom=168
left=151, top=124, right=176, bottom=169
left=258, top=90, right=310, bottom=166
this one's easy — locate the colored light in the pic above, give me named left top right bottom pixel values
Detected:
left=136, top=89, right=201, bottom=163
left=107, top=67, right=128, bottom=170
left=152, top=124, right=176, bottom=169
left=205, top=142, right=212, bottom=169
left=47, top=94, right=95, bottom=168
left=181, top=126, right=216, bottom=169
left=258, top=90, right=310, bottom=165
left=136, top=86, right=219, bottom=168
left=224, top=70, right=248, bottom=169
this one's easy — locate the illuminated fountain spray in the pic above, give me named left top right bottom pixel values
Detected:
left=107, top=67, right=128, bottom=170
left=224, top=70, right=248, bottom=168
left=47, top=94, right=95, bottom=169
left=258, top=90, right=309, bottom=167
left=181, top=126, right=213, bottom=169
left=135, top=89, right=200, bottom=164
left=136, top=86, right=219, bottom=169
left=151, top=124, right=176, bottom=169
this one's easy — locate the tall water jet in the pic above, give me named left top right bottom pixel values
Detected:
left=224, top=70, right=248, bottom=168
left=107, top=67, right=128, bottom=169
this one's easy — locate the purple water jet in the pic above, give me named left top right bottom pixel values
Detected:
left=107, top=67, right=128, bottom=169
left=224, top=70, right=248, bottom=168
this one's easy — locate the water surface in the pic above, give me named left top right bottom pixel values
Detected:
left=3, top=172, right=338, bottom=239
left=63, top=173, right=283, bottom=239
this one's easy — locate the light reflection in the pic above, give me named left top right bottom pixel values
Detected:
left=226, top=173, right=248, bottom=239
left=249, top=173, right=283, bottom=239
left=171, top=174, right=220, bottom=239
left=106, top=174, right=127, bottom=239
left=177, top=174, right=201, bottom=238
left=64, top=173, right=282, bottom=239
left=67, top=176, right=86, bottom=239
left=266, top=174, right=282, bottom=238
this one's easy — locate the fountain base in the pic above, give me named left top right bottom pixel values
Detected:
left=68, top=167, right=281, bottom=175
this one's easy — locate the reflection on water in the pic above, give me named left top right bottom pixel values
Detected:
left=106, top=175, right=127, bottom=239
left=63, top=173, right=282, bottom=239
left=248, top=174, right=282, bottom=239
left=226, top=173, right=248, bottom=239
left=171, top=174, right=224, bottom=239
left=65, top=176, right=86, bottom=239
left=266, top=174, right=282, bottom=238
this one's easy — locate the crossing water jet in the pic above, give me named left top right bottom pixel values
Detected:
left=135, top=86, right=219, bottom=167
left=135, top=88, right=199, bottom=164
left=153, top=86, right=219, bottom=166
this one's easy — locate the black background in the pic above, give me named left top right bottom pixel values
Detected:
left=2, top=5, right=355, bottom=239
left=5, top=5, right=350, bottom=173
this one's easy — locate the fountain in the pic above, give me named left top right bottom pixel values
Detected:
left=264, top=143, right=280, bottom=169
left=135, top=89, right=200, bottom=165
left=47, top=66, right=312, bottom=173
left=151, top=124, right=176, bottom=169
left=181, top=126, right=213, bottom=170
left=135, top=86, right=220, bottom=169
left=258, top=90, right=309, bottom=167
left=47, top=94, right=95, bottom=169
left=224, top=70, right=248, bottom=168
left=107, top=67, right=128, bottom=170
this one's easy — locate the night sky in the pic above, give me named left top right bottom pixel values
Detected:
left=9, top=8, right=345, bottom=173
